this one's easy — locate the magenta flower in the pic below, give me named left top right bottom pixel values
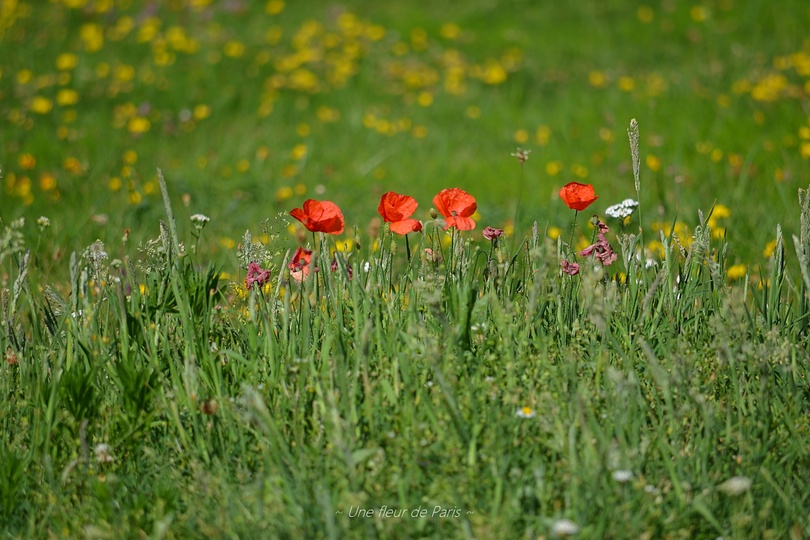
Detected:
left=245, top=261, right=272, bottom=290
left=330, top=257, right=353, bottom=280
left=482, top=226, right=504, bottom=240
left=579, top=218, right=617, bottom=266
left=560, top=259, right=581, bottom=275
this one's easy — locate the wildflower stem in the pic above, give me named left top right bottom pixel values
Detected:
left=568, top=210, right=579, bottom=258
left=511, top=163, right=526, bottom=251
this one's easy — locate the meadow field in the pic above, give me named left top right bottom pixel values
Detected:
left=2, top=0, right=810, bottom=538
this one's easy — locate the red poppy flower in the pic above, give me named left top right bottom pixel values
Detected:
left=289, top=247, right=313, bottom=282
left=433, top=188, right=477, bottom=230
left=378, top=192, right=423, bottom=235
left=290, top=199, right=344, bottom=234
left=559, top=182, right=598, bottom=211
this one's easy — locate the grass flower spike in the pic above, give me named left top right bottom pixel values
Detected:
left=290, top=199, right=345, bottom=234
left=378, top=191, right=423, bottom=234
left=559, top=182, right=598, bottom=211
left=433, top=188, right=477, bottom=230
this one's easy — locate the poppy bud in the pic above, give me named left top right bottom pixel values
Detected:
left=429, top=208, right=438, bottom=219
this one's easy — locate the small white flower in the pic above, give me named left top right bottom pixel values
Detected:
left=516, top=406, right=536, bottom=419
left=551, top=518, right=579, bottom=537
left=511, top=147, right=531, bottom=164
left=717, top=476, right=751, bottom=496
left=612, top=470, right=633, bottom=483
left=190, top=213, right=210, bottom=224
left=37, top=216, right=51, bottom=230
left=94, top=443, right=115, bottom=463
left=363, top=261, right=371, bottom=273
left=605, top=198, right=639, bottom=219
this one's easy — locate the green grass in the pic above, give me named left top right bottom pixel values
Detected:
left=2, top=0, right=810, bottom=537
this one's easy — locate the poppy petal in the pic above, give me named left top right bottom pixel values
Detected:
left=444, top=216, right=476, bottom=231
left=389, top=219, right=423, bottom=235
left=379, top=192, right=418, bottom=223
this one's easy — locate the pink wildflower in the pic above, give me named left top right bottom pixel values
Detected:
left=579, top=218, right=617, bottom=266
left=561, top=259, right=581, bottom=275
left=482, top=226, right=504, bottom=240
left=245, top=261, right=272, bottom=290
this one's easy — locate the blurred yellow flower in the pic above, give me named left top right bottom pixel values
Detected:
left=122, top=150, right=138, bottom=165
left=712, top=204, right=731, bottom=219
left=535, top=125, right=551, bottom=145
left=417, top=91, right=433, bottom=107
left=63, top=157, right=83, bottom=174
left=440, top=23, right=461, bottom=40
left=223, top=41, right=245, bottom=58
left=316, top=106, right=340, bottom=122
left=56, top=53, right=79, bottom=71
left=291, top=144, right=307, bottom=160
left=588, top=70, right=607, bottom=88
left=690, top=5, right=707, bottom=22
left=276, top=186, right=294, bottom=201
left=637, top=5, right=654, bottom=23
left=545, top=161, right=563, bottom=176
left=80, top=23, right=104, bottom=52
left=29, top=96, right=53, bottom=114
left=763, top=239, right=777, bottom=258
left=127, top=116, right=150, bottom=134
left=56, top=89, right=79, bottom=106
left=727, top=264, right=746, bottom=280
left=18, top=153, right=36, bottom=170
left=39, top=173, right=57, bottom=191
left=617, top=76, right=635, bottom=92
left=265, top=0, right=285, bottom=15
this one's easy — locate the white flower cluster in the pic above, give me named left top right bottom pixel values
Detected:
left=605, top=198, right=639, bottom=219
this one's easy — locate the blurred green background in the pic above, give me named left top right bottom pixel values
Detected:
left=2, top=0, right=809, bottom=276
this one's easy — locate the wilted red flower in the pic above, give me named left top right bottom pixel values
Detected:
left=330, top=257, right=353, bottom=280
left=424, top=248, right=442, bottom=263
left=559, top=182, right=598, bottom=211
left=482, top=226, right=504, bottom=240
left=579, top=218, right=617, bottom=266
left=433, top=188, right=477, bottom=230
left=290, top=199, right=344, bottom=234
left=560, top=259, right=581, bottom=275
left=245, top=261, right=272, bottom=290
left=289, top=247, right=313, bottom=282
left=378, top=192, right=423, bottom=234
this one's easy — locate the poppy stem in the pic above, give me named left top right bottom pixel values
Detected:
left=568, top=210, right=579, bottom=258
left=405, top=233, right=411, bottom=262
